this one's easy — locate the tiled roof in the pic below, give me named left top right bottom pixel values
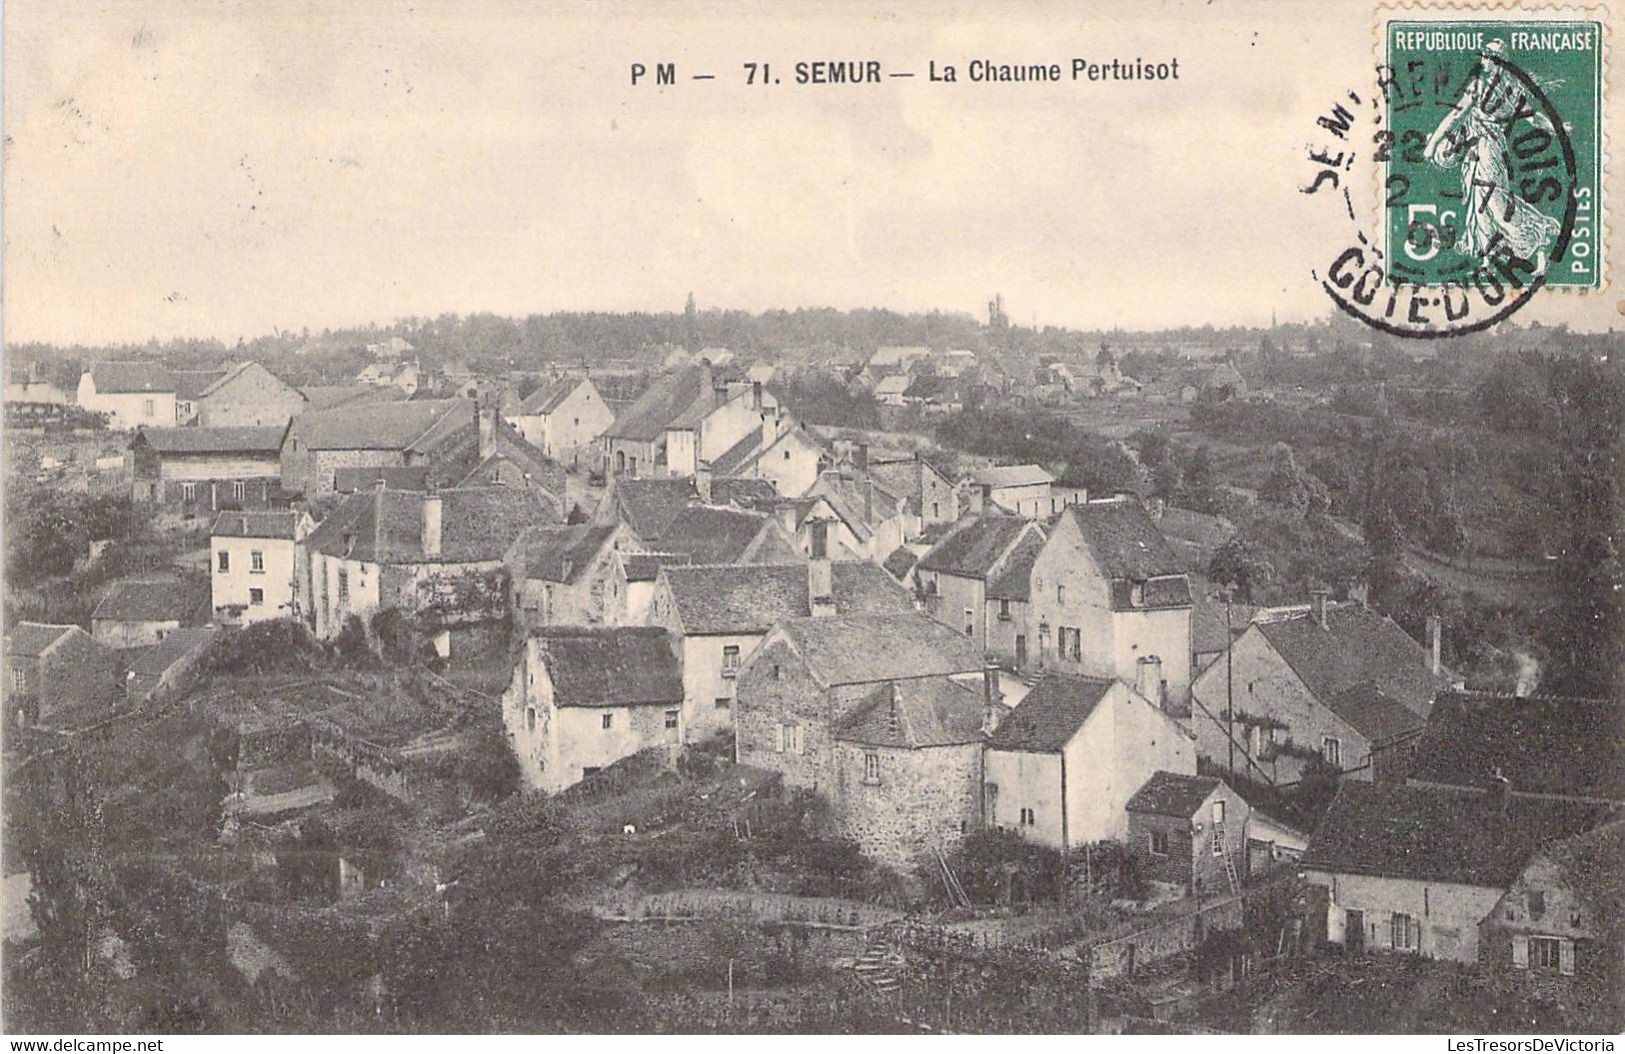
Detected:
left=662, top=562, right=914, bottom=636
left=521, top=525, right=618, bottom=584
left=299, top=385, right=407, bottom=411
left=1108, top=575, right=1194, bottom=611
left=1408, top=690, right=1625, bottom=801
left=1126, top=771, right=1224, bottom=817
left=174, top=369, right=228, bottom=400
left=5, top=623, right=82, bottom=658
left=134, top=425, right=286, bottom=455
left=622, top=552, right=690, bottom=583
left=1192, top=590, right=1255, bottom=655
left=1256, top=606, right=1448, bottom=718
left=211, top=511, right=304, bottom=540
left=918, top=515, right=1032, bottom=579
left=975, top=464, right=1054, bottom=489
left=712, top=477, right=779, bottom=510
left=1324, top=681, right=1425, bottom=745
left=606, top=478, right=699, bottom=543
left=987, top=531, right=1044, bottom=601
left=197, top=361, right=261, bottom=398
left=92, top=579, right=207, bottom=624
left=813, top=471, right=904, bottom=529
left=1301, top=781, right=1613, bottom=887
left=304, top=486, right=558, bottom=563
left=710, top=429, right=766, bottom=474
left=532, top=627, right=682, bottom=708
left=519, top=376, right=583, bottom=415
left=658, top=505, right=775, bottom=564
left=867, top=458, right=947, bottom=505
left=333, top=466, right=430, bottom=493
left=1067, top=500, right=1187, bottom=580
left=125, top=627, right=216, bottom=677
left=604, top=365, right=715, bottom=441
left=432, top=418, right=567, bottom=499
left=986, top=674, right=1115, bottom=753
left=883, top=546, right=919, bottom=582
left=836, top=677, right=987, bottom=749
left=286, top=398, right=471, bottom=452
left=90, top=361, right=175, bottom=394
left=776, top=612, right=985, bottom=687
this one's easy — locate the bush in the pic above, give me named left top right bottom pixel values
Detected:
left=196, top=618, right=327, bottom=677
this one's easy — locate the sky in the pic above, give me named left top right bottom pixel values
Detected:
left=5, top=0, right=1620, bottom=346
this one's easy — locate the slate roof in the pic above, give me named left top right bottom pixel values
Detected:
left=776, top=612, right=985, bottom=687
left=174, top=369, right=228, bottom=400
left=867, top=458, right=947, bottom=506
left=1324, top=681, right=1425, bottom=745
left=299, top=385, right=406, bottom=411
left=1108, top=575, right=1194, bottom=611
left=883, top=546, right=919, bottom=582
left=836, top=677, right=988, bottom=749
left=814, top=471, right=904, bottom=528
left=303, top=486, right=557, bottom=563
left=432, top=418, right=568, bottom=498
left=986, top=531, right=1044, bottom=601
left=521, top=525, right=618, bottom=584
left=125, top=627, right=216, bottom=678
left=1255, top=606, right=1448, bottom=718
left=975, top=464, right=1054, bottom=489
left=712, top=477, right=779, bottom=509
left=1126, top=771, right=1224, bottom=817
left=604, top=365, right=714, bottom=441
left=710, top=429, right=766, bottom=474
left=1408, top=690, right=1625, bottom=801
left=90, top=362, right=175, bottom=394
left=918, top=515, right=1032, bottom=579
left=1192, top=590, right=1256, bottom=655
left=658, top=505, right=776, bottom=564
left=519, top=376, right=583, bottom=415
left=661, top=562, right=914, bottom=636
left=211, top=511, right=304, bottom=540
left=92, top=579, right=207, bottom=624
left=333, top=466, right=430, bottom=493
left=286, top=398, right=471, bottom=452
left=605, top=478, right=700, bottom=543
left=1300, top=781, right=1613, bottom=887
left=532, top=627, right=682, bottom=708
left=1067, top=500, right=1187, bottom=580
left=5, top=623, right=83, bottom=658
left=986, top=674, right=1115, bottom=753
left=622, top=552, right=691, bottom=583
left=134, top=425, right=286, bottom=455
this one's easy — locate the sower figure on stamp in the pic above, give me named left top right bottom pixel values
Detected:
left=1423, top=40, right=1563, bottom=274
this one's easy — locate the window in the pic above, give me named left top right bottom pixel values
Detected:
left=1391, top=913, right=1418, bottom=952
left=12, top=666, right=28, bottom=694
left=1527, top=890, right=1546, bottom=920
left=337, top=569, right=349, bottom=606
left=217, top=551, right=230, bottom=572
left=526, top=707, right=537, bottom=733
left=250, top=550, right=265, bottom=574
left=783, top=450, right=791, bottom=460
left=714, top=697, right=731, bottom=710
left=583, top=766, right=601, bottom=778
left=1213, top=800, right=1226, bottom=824
left=249, top=588, right=264, bottom=606
left=1019, top=808, right=1036, bottom=827
left=932, top=502, right=939, bottom=518
left=774, top=724, right=786, bottom=753
left=998, top=599, right=1011, bottom=622
left=1530, top=936, right=1561, bottom=971
left=1056, top=584, right=1065, bottom=605
left=143, top=398, right=155, bottom=417
left=963, top=609, right=974, bottom=637
left=664, top=709, right=679, bottom=730
left=181, top=482, right=197, bottom=501
left=232, top=481, right=246, bottom=502
left=1149, top=830, right=1169, bottom=856
left=1322, top=736, right=1342, bottom=767
left=722, top=645, right=741, bottom=677
left=771, top=664, right=781, bottom=680
left=792, top=724, right=805, bottom=754
left=863, top=752, right=881, bottom=784
left=601, top=713, right=613, bottom=730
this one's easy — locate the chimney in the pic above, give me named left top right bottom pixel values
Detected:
left=1310, top=588, right=1330, bottom=629
left=422, top=490, right=443, bottom=559
left=1426, top=615, right=1442, bottom=676
left=982, top=662, right=1003, bottom=736
left=1136, top=655, right=1165, bottom=710
left=809, top=519, right=835, bottom=615
left=855, top=442, right=869, bottom=472
left=886, top=682, right=901, bottom=737
left=865, top=477, right=875, bottom=527
left=1487, top=768, right=1511, bottom=817
left=966, top=482, right=984, bottom=515
left=695, top=460, right=713, bottom=504
left=752, top=380, right=763, bottom=409
left=478, top=397, right=497, bottom=461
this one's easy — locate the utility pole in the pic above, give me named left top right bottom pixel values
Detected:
left=1226, top=591, right=1235, bottom=779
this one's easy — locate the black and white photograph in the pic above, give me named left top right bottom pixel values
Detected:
left=2, top=0, right=1621, bottom=1039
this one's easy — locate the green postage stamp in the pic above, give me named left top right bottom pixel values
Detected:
left=1382, top=14, right=1604, bottom=290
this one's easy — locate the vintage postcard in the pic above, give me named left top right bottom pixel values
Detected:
left=2, top=0, right=1620, bottom=1041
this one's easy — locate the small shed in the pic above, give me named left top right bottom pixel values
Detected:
left=1126, top=771, right=1251, bottom=896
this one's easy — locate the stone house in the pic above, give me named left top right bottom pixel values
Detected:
left=831, top=675, right=999, bottom=868
left=606, top=550, right=691, bottom=626
left=172, top=369, right=225, bottom=425
left=866, top=453, right=958, bottom=528
left=77, top=362, right=177, bottom=430
left=1125, top=771, right=1251, bottom=895
left=501, top=626, right=684, bottom=792
left=734, top=612, right=986, bottom=795
left=514, top=375, right=615, bottom=468
left=874, top=375, right=912, bottom=406
left=915, top=514, right=1046, bottom=663
left=131, top=425, right=290, bottom=512
left=354, top=360, right=419, bottom=395
left=210, top=511, right=316, bottom=626
left=983, top=672, right=1197, bottom=851
left=591, top=474, right=776, bottom=548
left=710, top=417, right=828, bottom=498
left=279, top=398, right=471, bottom=499
left=969, top=464, right=1054, bottom=519
left=91, top=578, right=210, bottom=648
left=302, top=485, right=557, bottom=657
left=4, top=622, right=120, bottom=728
left=1026, top=498, right=1194, bottom=713
left=1189, top=595, right=1452, bottom=786
left=654, top=503, right=803, bottom=566
left=601, top=365, right=781, bottom=480
left=124, top=626, right=217, bottom=706
left=511, top=523, right=630, bottom=630
left=774, top=495, right=869, bottom=561
left=805, top=469, right=913, bottom=561
left=1478, top=819, right=1624, bottom=993
left=1301, top=780, right=1611, bottom=962
left=650, top=553, right=915, bottom=744
left=423, top=403, right=569, bottom=514
left=198, top=361, right=309, bottom=427
left=984, top=533, right=1044, bottom=671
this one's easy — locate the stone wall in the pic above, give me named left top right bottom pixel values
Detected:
left=831, top=739, right=981, bottom=870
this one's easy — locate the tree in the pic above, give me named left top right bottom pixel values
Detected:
left=1259, top=443, right=1310, bottom=517
left=1208, top=534, right=1276, bottom=603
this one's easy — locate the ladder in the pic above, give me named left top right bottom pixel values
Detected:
left=1213, top=821, right=1240, bottom=894
left=935, top=846, right=973, bottom=910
